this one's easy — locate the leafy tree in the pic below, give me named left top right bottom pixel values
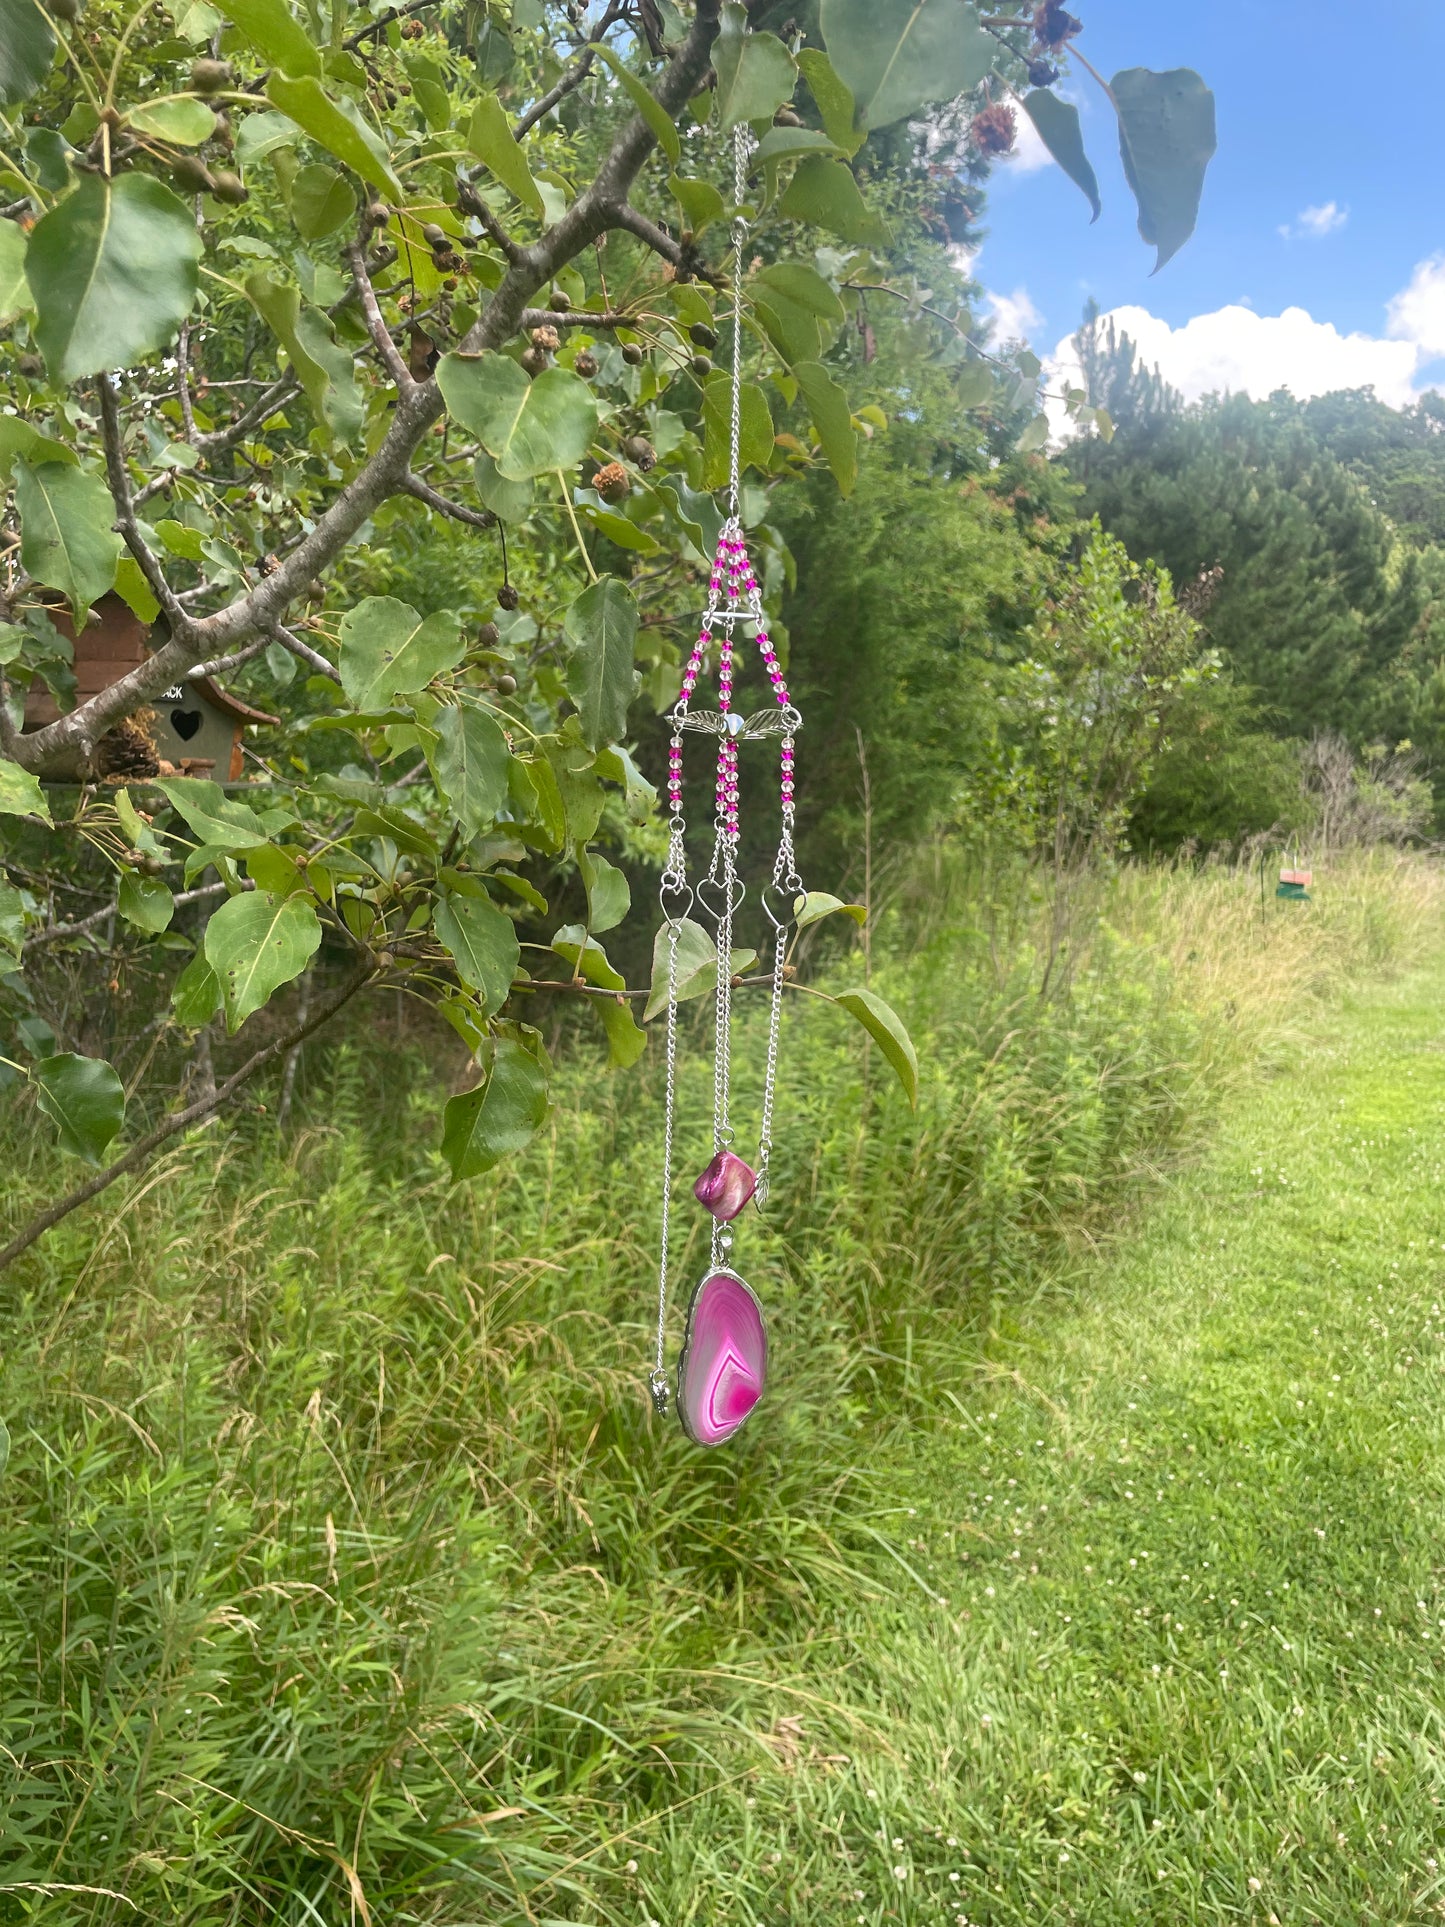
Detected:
left=0, top=0, right=1213, bottom=1262
left=1067, top=364, right=1427, bottom=743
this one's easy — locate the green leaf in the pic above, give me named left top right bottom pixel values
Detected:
left=441, top=1037, right=548, bottom=1180
left=669, top=173, right=727, bottom=236
left=0, top=1414, right=9, bottom=1484
left=35, top=1052, right=125, bottom=1163
left=592, top=44, right=680, bottom=162
left=0, top=0, right=54, bottom=107
left=833, top=986, right=919, bottom=1108
left=205, top=889, right=322, bottom=1032
left=1016, top=413, right=1050, bottom=454
left=339, top=596, right=464, bottom=711
left=435, top=891, right=519, bottom=1016
left=796, top=46, right=864, bottom=156
left=750, top=260, right=845, bottom=366
left=795, top=360, right=857, bottom=496
left=127, top=96, right=218, bottom=145
left=472, top=16, right=515, bottom=88
left=1112, top=67, right=1217, bottom=272
left=713, top=1, right=797, bottom=133
left=245, top=271, right=361, bottom=444
left=265, top=73, right=401, bottom=198
left=118, top=872, right=174, bottom=933
left=431, top=700, right=510, bottom=836
left=955, top=359, right=996, bottom=409
left=290, top=161, right=354, bottom=239
left=27, top=173, right=202, bottom=383
left=472, top=450, right=535, bottom=523
left=466, top=92, right=545, bottom=217
left=598, top=996, right=647, bottom=1069
left=225, top=0, right=321, bottom=75
left=1021, top=89, right=1100, bottom=222
left=702, top=374, right=773, bottom=489
left=0, top=218, right=31, bottom=322
left=550, top=922, right=626, bottom=991
left=235, top=107, right=301, bottom=167
left=437, top=352, right=599, bottom=482
left=644, top=917, right=757, bottom=1022
left=112, top=555, right=160, bottom=624
left=578, top=501, right=660, bottom=554
left=156, top=777, right=268, bottom=851
left=578, top=845, right=630, bottom=934
left=13, top=460, right=122, bottom=624
left=0, top=879, right=26, bottom=960
left=0, top=420, right=72, bottom=476
left=171, top=951, right=222, bottom=1027
left=794, top=890, right=867, bottom=929
left=115, top=787, right=165, bottom=859
left=819, top=0, right=995, bottom=131
left=0, top=756, right=50, bottom=824
left=778, top=154, right=890, bottom=247
left=563, top=577, right=638, bottom=751
left=752, top=125, right=844, bottom=170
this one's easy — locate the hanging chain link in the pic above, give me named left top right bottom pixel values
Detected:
left=651, top=798, right=687, bottom=1415
left=728, top=122, right=754, bottom=519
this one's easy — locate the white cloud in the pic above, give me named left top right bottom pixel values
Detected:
left=1279, top=200, right=1348, bottom=241
left=1388, top=255, right=1445, bottom=360
left=1048, top=302, right=1421, bottom=409
left=985, top=285, right=1043, bottom=345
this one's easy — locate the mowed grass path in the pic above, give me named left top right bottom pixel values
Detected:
left=758, top=956, right=1445, bottom=1927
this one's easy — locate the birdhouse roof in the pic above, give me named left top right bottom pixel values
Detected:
left=192, top=676, right=281, bottom=728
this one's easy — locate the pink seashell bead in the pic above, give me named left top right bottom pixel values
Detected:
left=693, top=1149, right=758, bottom=1221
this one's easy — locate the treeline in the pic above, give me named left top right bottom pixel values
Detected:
left=1063, top=314, right=1445, bottom=842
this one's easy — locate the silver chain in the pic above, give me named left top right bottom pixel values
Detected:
left=651, top=804, right=687, bottom=1416
left=757, top=763, right=803, bottom=1205
left=728, top=122, right=753, bottom=519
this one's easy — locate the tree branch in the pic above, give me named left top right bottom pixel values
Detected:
left=456, top=179, right=530, bottom=267
left=97, top=374, right=191, bottom=635
left=611, top=202, right=685, bottom=267
left=511, top=2, right=629, bottom=141
left=6, top=0, right=724, bottom=779
left=186, top=635, right=272, bottom=681
left=403, top=471, right=497, bottom=531
left=272, top=623, right=336, bottom=677
left=519, top=306, right=636, bottom=332
left=24, top=878, right=231, bottom=950
left=0, top=961, right=379, bottom=1275
left=346, top=237, right=415, bottom=392
left=193, top=371, right=301, bottom=460
left=175, top=320, right=198, bottom=444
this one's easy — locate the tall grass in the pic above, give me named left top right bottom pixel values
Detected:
left=0, top=851, right=1437, bottom=1923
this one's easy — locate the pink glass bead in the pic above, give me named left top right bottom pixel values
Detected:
left=694, top=1149, right=756, bottom=1223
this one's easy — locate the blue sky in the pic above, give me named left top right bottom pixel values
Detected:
left=974, top=0, right=1445, bottom=408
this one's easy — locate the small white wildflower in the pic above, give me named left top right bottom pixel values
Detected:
left=893, top=1863, right=909, bottom=1881
left=625, top=1860, right=638, bottom=1875
left=1059, top=1850, right=1070, bottom=1863
left=1248, top=1876, right=1263, bottom=1892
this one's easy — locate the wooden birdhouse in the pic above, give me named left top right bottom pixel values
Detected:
left=23, top=593, right=279, bottom=783
left=1276, top=866, right=1313, bottom=902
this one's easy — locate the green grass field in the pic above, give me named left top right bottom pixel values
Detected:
left=3, top=860, right=1445, bottom=1923
left=778, top=957, right=1445, bottom=1927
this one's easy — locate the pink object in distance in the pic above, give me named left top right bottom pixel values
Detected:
left=694, top=1149, right=758, bottom=1221
left=677, top=1270, right=768, bottom=1446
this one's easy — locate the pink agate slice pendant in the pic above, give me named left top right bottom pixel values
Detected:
left=677, top=1269, right=768, bottom=1447
left=693, top=1148, right=757, bottom=1222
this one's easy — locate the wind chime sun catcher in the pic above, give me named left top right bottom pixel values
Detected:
left=649, top=120, right=805, bottom=1449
